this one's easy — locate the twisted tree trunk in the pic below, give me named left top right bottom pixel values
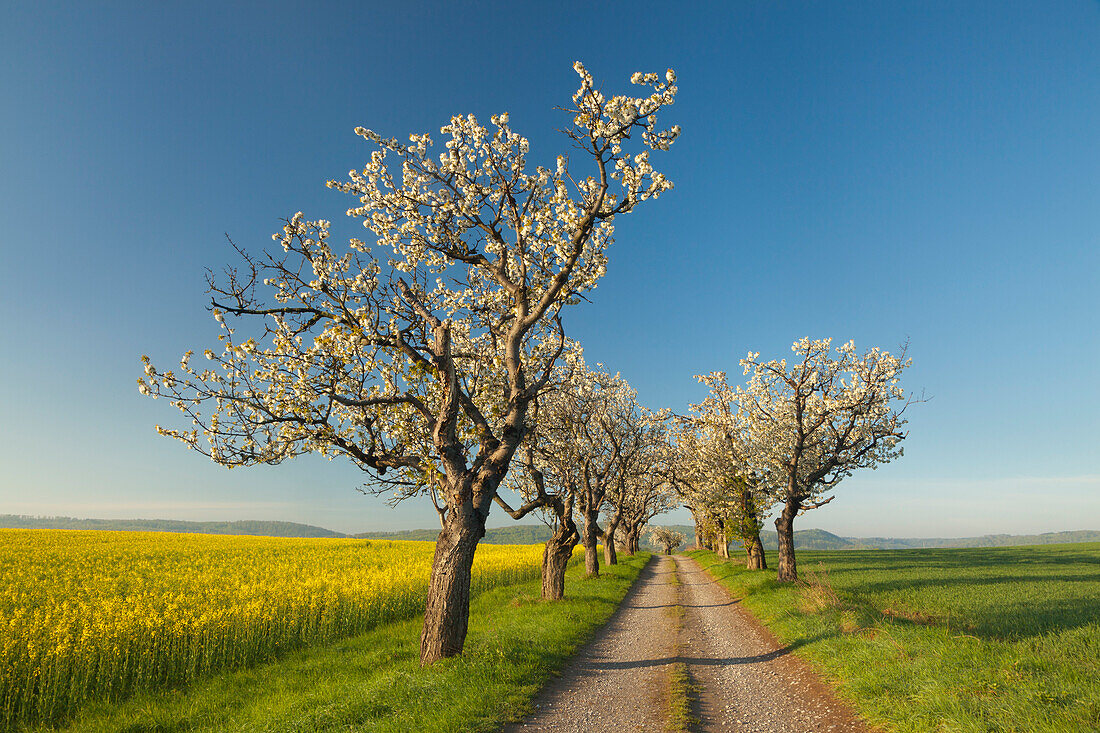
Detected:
left=622, top=525, right=639, bottom=555
left=603, top=519, right=620, bottom=565
left=775, top=497, right=800, bottom=582
left=714, top=516, right=729, bottom=559
left=740, top=487, right=767, bottom=570
left=747, top=533, right=767, bottom=570
left=420, top=498, right=487, bottom=663
left=582, top=504, right=601, bottom=577
left=542, top=519, right=579, bottom=600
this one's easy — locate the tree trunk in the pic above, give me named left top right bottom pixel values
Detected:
left=739, top=487, right=766, bottom=570
left=603, top=519, right=619, bottom=565
left=582, top=506, right=600, bottom=577
left=604, top=540, right=618, bottom=565
left=420, top=501, right=486, bottom=663
left=541, top=520, right=578, bottom=600
left=775, top=499, right=800, bottom=582
left=747, top=533, right=767, bottom=570
left=664, top=546, right=671, bottom=555
left=693, top=513, right=703, bottom=550
left=623, top=526, right=638, bottom=555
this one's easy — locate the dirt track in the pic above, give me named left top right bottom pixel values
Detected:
left=505, top=554, right=874, bottom=732
left=677, top=555, right=872, bottom=732
left=502, top=556, right=679, bottom=732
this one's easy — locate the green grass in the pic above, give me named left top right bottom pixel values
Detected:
left=31, top=554, right=648, bottom=733
left=663, top=557, right=695, bottom=733
left=687, top=543, right=1100, bottom=733
left=664, top=663, right=694, bottom=733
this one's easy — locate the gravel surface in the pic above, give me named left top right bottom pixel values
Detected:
left=504, top=555, right=874, bottom=732
left=677, top=555, right=874, bottom=732
left=502, top=555, right=678, bottom=732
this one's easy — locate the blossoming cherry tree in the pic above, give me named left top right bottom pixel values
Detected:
left=733, top=338, right=915, bottom=581
left=138, top=62, right=680, bottom=663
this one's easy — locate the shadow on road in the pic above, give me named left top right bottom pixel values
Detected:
left=585, top=632, right=833, bottom=671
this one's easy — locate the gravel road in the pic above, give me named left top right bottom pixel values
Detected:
left=504, top=554, right=875, bottom=732
left=677, top=555, right=873, bottom=732
left=503, top=555, right=678, bottom=732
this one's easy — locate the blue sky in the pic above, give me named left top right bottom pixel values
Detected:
left=1, top=1, right=1097, bottom=536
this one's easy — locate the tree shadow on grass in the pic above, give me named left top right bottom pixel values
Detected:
left=701, top=548, right=1100, bottom=642
left=805, top=548, right=1100, bottom=573
left=941, top=596, right=1100, bottom=640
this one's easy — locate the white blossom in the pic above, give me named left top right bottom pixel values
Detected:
left=139, top=62, right=681, bottom=512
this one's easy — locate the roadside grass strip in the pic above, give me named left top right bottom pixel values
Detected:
left=687, top=543, right=1100, bottom=732
left=36, top=553, right=650, bottom=733
left=664, top=557, right=697, bottom=733
left=665, top=663, right=695, bottom=733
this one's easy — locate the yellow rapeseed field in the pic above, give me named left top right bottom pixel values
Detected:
left=0, top=529, right=549, bottom=727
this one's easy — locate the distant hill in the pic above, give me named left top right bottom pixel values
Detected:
left=0, top=515, right=346, bottom=538
left=481, top=524, right=554, bottom=544
left=760, top=528, right=875, bottom=550
left=649, top=525, right=871, bottom=550
left=354, top=527, right=440, bottom=542
left=653, top=525, right=1100, bottom=551
left=854, top=530, right=1100, bottom=549
left=357, top=524, right=554, bottom=545
left=5, top=514, right=1095, bottom=549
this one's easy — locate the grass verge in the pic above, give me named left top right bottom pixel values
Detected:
left=39, top=553, right=650, bottom=733
left=687, top=545, right=1100, bottom=733
left=664, top=556, right=696, bottom=733
left=665, top=664, right=694, bottom=733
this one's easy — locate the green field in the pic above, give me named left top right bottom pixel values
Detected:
left=688, top=543, right=1100, bottom=732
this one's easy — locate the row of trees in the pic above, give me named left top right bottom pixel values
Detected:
left=138, top=56, right=916, bottom=670
left=139, top=63, right=682, bottom=664
left=500, top=349, right=677, bottom=597
left=676, top=338, right=916, bottom=581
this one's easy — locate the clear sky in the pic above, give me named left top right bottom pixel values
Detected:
left=2, top=1, right=1097, bottom=537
